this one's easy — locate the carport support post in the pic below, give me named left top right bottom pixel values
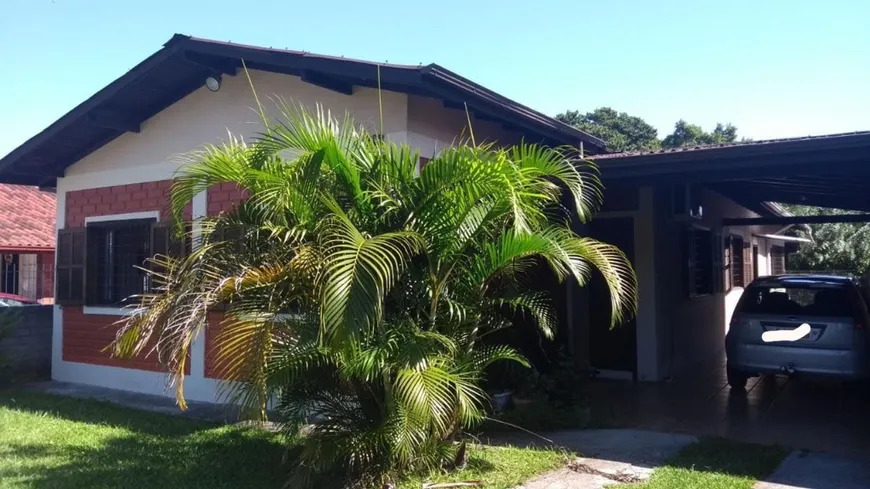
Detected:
left=567, top=223, right=591, bottom=370
left=634, top=186, right=659, bottom=381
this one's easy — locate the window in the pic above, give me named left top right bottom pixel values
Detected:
left=55, top=217, right=184, bottom=307
left=685, top=226, right=713, bottom=296
left=771, top=245, right=786, bottom=275
left=739, top=283, right=862, bottom=318
left=87, top=219, right=154, bottom=306
left=724, top=235, right=745, bottom=289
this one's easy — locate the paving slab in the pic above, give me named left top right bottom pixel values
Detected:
left=755, top=451, right=870, bottom=489
left=517, top=468, right=612, bottom=489
left=493, top=429, right=696, bottom=469
left=507, top=429, right=696, bottom=489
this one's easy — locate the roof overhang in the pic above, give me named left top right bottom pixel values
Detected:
left=0, top=34, right=604, bottom=187
left=591, top=132, right=870, bottom=212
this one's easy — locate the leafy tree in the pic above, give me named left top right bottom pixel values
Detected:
left=556, top=107, right=660, bottom=152
left=782, top=205, right=870, bottom=273
left=113, top=103, right=637, bottom=487
left=557, top=108, right=744, bottom=152
left=661, top=120, right=739, bottom=148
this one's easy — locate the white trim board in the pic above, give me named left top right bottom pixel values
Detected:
left=84, top=211, right=160, bottom=224
left=82, top=306, right=133, bottom=316
left=51, top=357, right=223, bottom=403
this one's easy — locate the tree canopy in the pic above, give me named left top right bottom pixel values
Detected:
left=556, top=107, right=742, bottom=152
left=556, top=107, right=660, bottom=152
left=783, top=205, right=870, bottom=273
left=661, top=120, right=739, bottom=148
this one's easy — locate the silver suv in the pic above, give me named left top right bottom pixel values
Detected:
left=726, top=275, right=870, bottom=389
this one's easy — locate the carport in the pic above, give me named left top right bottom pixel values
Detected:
left=569, top=132, right=870, bottom=383
left=597, top=131, right=870, bottom=213
left=572, top=132, right=870, bottom=456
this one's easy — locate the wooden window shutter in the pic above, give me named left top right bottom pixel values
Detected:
left=56, top=228, right=87, bottom=305
left=149, top=222, right=185, bottom=292
left=151, top=222, right=186, bottom=259
left=743, top=240, right=753, bottom=284
left=723, top=235, right=732, bottom=291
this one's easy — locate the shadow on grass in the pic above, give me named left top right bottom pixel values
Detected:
left=0, top=390, right=292, bottom=489
left=464, top=457, right=497, bottom=472
left=0, top=390, right=216, bottom=436
left=664, top=437, right=790, bottom=479
left=0, top=431, right=289, bottom=489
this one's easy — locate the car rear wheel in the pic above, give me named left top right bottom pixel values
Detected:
left=727, top=367, right=748, bottom=390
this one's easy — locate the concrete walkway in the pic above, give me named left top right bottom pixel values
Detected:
left=496, top=429, right=697, bottom=489
left=755, top=451, right=870, bottom=489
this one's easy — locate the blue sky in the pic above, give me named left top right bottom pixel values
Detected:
left=2, top=0, right=868, bottom=157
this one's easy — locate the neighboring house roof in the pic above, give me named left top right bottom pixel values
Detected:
left=0, top=184, right=56, bottom=251
left=0, top=34, right=604, bottom=187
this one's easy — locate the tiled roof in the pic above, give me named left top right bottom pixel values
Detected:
left=0, top=184, right=56, bottom=250
left=591, top=131, right=870, bottom=160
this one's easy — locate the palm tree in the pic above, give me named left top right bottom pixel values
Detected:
left=114, top=101, right=636, bottom=487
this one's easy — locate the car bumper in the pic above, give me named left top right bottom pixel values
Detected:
left=726, top=340, right=870, bottom=380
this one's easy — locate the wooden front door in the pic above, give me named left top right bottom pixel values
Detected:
left=588, top=217, right=637, bottom=377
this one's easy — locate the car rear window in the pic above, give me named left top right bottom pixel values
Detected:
left=739, top=283, right=861, bottom=317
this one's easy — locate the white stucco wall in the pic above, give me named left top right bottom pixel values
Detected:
left=406, top=95, right=524, bottom=159
left=64, top=69, right=409, bottom=188
left=654, top=186, right=779, bottom=378
left=756, top=237, right=771, bottom=277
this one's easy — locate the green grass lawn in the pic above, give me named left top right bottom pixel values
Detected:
left=0, top=390, right=565, bottom=489
left=610, top=437, right=789, bottom=489
left=398, top=445, right=565, bottom=489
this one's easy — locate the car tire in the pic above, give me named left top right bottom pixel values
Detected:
left=727, top=367, right=748, bottom=390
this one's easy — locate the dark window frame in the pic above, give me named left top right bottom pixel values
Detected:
left=771, top=245, right=786, bottom=275
left=724, top=234, right=746, bottom=290
left=685, top=225, right=714, bottom=297
left=85, top=218, right=156, bottom=307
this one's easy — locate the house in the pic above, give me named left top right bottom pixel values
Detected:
left=2, top=34, right=867, bottom=401
left=0, top=35, right=603, bottom=401
left=0, top=184, right=55, bottom=303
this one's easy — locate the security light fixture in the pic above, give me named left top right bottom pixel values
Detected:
left=205, top=76, right=221, bottom=92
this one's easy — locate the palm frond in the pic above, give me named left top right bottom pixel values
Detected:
left=318, top=198, right=424, bottom=343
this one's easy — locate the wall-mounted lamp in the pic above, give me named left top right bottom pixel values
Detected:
left=205, top=76, right=221, bottom=92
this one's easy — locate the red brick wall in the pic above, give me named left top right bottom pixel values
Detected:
left=62, top=180, right=247, bottom=374
left=62, top=180, right=190, bottom=371
left=207, top=182, right=248, bottom=216
left=66, top=181, right=191, bottom=227
left=63, top=307, right=160, bottom=371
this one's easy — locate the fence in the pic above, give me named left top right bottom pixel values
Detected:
left=0, top=306, right=53, bottom=382
left=0, top=255, right=54, bottom=302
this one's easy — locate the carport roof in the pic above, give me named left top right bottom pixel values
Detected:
left=592, top=131, right=870, bottom=212
left=0, top=34, right=604, bottom=188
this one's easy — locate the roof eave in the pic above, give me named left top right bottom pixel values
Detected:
left=0, top=35, right=604, bottom=186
